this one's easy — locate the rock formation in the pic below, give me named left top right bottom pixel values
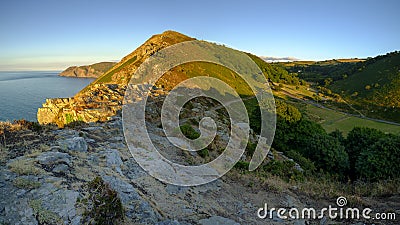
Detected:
left=59, top=62, right=116, bottom=78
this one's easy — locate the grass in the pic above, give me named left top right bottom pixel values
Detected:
left=79, top=176, right=124, bottom=225
left=29, top=199, right=62, bottom=224
left=7, top=157, right=45, bottom=175
left=96, top=56, right=137, bottom=84
left=13, top=177, right=41, bottom=189
left=90, top=62, right=116, bottom=73
left=305, top=104, right=400, bottom=136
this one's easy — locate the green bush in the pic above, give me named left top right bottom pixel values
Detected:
left=285, top=150, right=316, bottom=174
left=65, top=113, right=74, bottom=124
left=356, top=135, right=400, bottom=181
left=345, top=127, right=386, bottom=179
left=262, top=160, right=304, bottom=182
left=234, top=161, right=250, bottom=171
left=245, top=142, right=257, bottom=157
left=300, top=133, right=349, bottom=176
left=180, top=124, right=200, bottom=140
left=198, top=148, right=209, bottom=158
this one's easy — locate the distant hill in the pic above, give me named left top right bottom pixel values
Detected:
left=280, top=58, right=366, bottom=84
left=59, top=62, right=116, bottom=78
left=329, top=51, right=400, bottom=122
left=331, top=51, right=400, bottom=102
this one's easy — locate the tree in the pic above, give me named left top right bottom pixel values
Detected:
left=345, top=127, right=386, bottom=180
left=356, top=135, right=400, bottom=181
left=300, top=133, right=349, bottom=176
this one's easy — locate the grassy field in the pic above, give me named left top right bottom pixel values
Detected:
left=304, top=104, right=400, bottom=136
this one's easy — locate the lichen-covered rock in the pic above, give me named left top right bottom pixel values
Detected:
left=36, top=151, right=71, bottom=166
left=57, top=137, right=87, bottom=152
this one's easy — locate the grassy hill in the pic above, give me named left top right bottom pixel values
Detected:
left=79, top=31, right=195, bottom=94
left=281, top=51, right=400, bottom=122
left=280, top=59, right=365, bottom=84
left=331, top=51, right=400, bottom=100
left=329, top=51, right=400, bottom=122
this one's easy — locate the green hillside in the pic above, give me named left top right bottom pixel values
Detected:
left=281, top=59, right=365, bottom=84
left=90, top=62, right=118, bottom=74
left=330, top=51, right=400, bottom=122
left=331, top=51, right=400, bottom=101
left=282, top=51, right=400, bottom=122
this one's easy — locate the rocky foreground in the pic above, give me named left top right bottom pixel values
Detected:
left=0, top=115, right=301, bottom=225
left=2, top=113, right=395, bottom=224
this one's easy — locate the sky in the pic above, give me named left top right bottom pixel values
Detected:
left=0, top=0, right=399, bottom=71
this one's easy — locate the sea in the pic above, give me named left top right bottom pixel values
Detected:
left=0, top=71, right=94, bottom=122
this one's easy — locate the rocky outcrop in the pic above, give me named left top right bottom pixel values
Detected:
left=37, top=84, right=125, bottom=127
left=59, top=62, right=116, bottom=78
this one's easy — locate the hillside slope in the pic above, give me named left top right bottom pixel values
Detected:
left=331, top=51, right=400, bottom=106
left=83, top=31, right=195, bottom=89
left=59, top=62, right=116, bottom=78
left=330, top=51, right=400, bottom=122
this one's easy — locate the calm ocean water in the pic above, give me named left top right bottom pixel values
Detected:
left=0, top=71, right=94, bottom=122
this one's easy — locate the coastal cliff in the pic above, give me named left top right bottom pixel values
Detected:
left=38, top=31, right=194, bottom=127
left=59, top=62, right=116, bottom=78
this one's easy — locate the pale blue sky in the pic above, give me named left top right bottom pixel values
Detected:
left=0, top=0, right=399, bottom=70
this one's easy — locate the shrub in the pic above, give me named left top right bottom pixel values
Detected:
left=234, top=161, right=250, bottom=171
left=198, top=148, right=209, bottom=158
left=29, top=199, right=62, bottom=224
left=356, top=135, right=400, bottom=181
left=65, top=113, right=75, bottom=124
left=285, top=150, right=316, bottom=174
left=300, top=133, right=349, bottom=177
left=245, top=142, right=257, bottom=157
left=8, top=158, right=45, bottom=175
left=345, top=127, right=386, bottom=179
left=81, top=177, right=124, bottom=225
left=180, top=124, right=200, bottom=140
left=262, top=160, right=304, bottom=182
